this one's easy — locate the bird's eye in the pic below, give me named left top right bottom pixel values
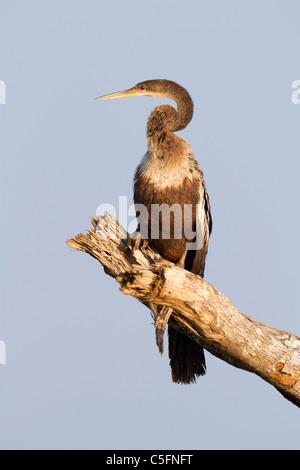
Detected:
left=140, top=85, right=145, bottom=90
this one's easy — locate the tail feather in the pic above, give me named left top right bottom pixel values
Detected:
left=168, top=326, right=206, bottom=384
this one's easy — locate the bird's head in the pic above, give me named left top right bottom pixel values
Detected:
left=95, top=79, right=185, bottom=101
left=95, top=79, right=193, bottom=132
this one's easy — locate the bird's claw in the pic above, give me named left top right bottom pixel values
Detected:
left=154, top=306, right=173, bottom=355
left=126, top=232, right=148, bottom=254
left=176, top=250, right=187, bottom=268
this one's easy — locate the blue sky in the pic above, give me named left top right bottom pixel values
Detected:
left=1, top=0, right=299, bottom=449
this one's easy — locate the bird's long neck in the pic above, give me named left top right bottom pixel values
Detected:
left=171, top=85, right=194, bottom=131
left=147, top=82, right=194, bottom=142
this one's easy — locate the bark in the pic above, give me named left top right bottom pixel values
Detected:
left=67, top=215, right=300, bottom=408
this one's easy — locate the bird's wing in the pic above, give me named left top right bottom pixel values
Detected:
left=190, top=181, right=212, bottom=277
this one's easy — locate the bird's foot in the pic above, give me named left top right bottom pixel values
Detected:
left=155, top=306, right=173, bottom=355
left=149, top=302, right=159, bottom=321
left=151, top=253, right=187, bottom=354
left=176, top=250, right=187, bottom=268
left=126, top=231, right=148, bottom=254
left=127, top=243, right=186, bottom=353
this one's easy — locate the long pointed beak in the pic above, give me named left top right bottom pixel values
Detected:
left=95, top=88, right=143, bottom=101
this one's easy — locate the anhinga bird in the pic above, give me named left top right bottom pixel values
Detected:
left=96, top=79, right=212, bottom=384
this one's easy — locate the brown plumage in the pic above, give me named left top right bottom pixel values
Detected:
left=96, top=79, right=212, bottom=384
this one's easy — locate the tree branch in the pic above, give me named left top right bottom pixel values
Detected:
left=67, top=215, right=300, bottom=408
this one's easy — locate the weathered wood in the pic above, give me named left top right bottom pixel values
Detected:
left=67, top=215, right=300, bottom=408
